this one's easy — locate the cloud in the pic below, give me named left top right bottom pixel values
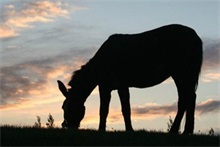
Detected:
left=202, top=73, right=220, bottom=83
left=131, top=99, right=220, bottom=118
left=200, top=38, right=220, bottom=82
left=202, top=39, right=220, bottom=70
left=5, top=1, right=68, bottom=28
left=196, top=99, right=220, bottom=115
left=0, top=43, right=98, bottom=106
left=0, top=25, right=18, bottom=38
left=0, top=0, right=86, bottom=39
left=0, top=52, right=85, bottom=105
left=132, top=102, right=177, bottom=117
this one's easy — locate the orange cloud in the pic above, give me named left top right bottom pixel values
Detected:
left=0, top=25, right=18, bottom=38
left=0, top=86, right=63, bottom=111
left=0, top=1, right=86, bottom=39
left=202, top=72, right=220, bottom=83
left=5, top=1, right=68, bottom=28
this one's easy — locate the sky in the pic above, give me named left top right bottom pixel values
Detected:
left=0, top=0, right=220, bottom=134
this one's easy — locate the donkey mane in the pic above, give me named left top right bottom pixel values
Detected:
left=68, top=61, right=95, bottom=88
left=68, top=65, right=86, bottom=87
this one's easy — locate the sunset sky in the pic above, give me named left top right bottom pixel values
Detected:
left=1, top=0, right=219, bottom=134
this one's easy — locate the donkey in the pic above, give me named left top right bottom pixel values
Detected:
left=57, top=24, right=203, bottom=134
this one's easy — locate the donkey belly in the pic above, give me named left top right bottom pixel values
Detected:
left=115, top=63, right=170, bottom=88
left=128, top=69, right=170, bottom=88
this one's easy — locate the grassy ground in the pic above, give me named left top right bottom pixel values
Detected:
left=1, top=125, right=219, bottom=146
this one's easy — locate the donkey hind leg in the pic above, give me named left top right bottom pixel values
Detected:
left=170, top=75, right=196, bottom=134
left=118, top=87, right=134, bottom=131
left=183, top=92, right=196, bottom=135
left=98, top=85, right=111, bottom=131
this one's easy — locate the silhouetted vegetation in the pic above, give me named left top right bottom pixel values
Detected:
left=167, top=116, right=181, bottom=134
left=1, top=125, right=219, bottom=146
left=33, top=113, right=55, bottom=128
left=209, top=127, right=215, bottom=136
left=46, top=113, right=55, bottom=128
left=167, top=116, right=173, bottom=132
left=34, top=116, right=41, bottom=128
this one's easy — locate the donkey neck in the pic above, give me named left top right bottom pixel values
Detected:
left=68, top=64, right=97, bottom=104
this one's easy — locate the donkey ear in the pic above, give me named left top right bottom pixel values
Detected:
left=57, top=80, right=68, bottom=98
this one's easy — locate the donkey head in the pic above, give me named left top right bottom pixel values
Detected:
left=57, top=80, right=85, bottom=129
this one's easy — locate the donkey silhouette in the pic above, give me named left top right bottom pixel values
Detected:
left=58, top=24, right=203, bottom=134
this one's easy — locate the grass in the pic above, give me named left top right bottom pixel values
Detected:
left=1, top=125, right=219, bottom=146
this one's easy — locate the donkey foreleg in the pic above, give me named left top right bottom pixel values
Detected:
left=98, top=85, right=111, bottom=131
left=118, top=87, right=134, bottom=131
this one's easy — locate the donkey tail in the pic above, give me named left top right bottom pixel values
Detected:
left=193, top=36, right=203, bottom=91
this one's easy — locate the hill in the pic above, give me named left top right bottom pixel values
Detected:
left=1, top=126, right=219, bottom=146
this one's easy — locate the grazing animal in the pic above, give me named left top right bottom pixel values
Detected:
left=58, top=24, right=203, bottom=134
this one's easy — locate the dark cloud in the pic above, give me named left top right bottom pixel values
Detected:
left=132, top=103, right=177, bottom=115
left=0, top=49, right=94, bottom=105
left=132, top=103, right=176, bottom=115
left=132, top=99, right=220, bottom=116
left=202, top=38, right=220, bottom=71
left=196, top=99, right=220, bottom=115
left=1, top=59, right=54, bottom=105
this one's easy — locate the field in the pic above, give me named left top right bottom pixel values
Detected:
left=1, top=126, right=219, bottom=146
